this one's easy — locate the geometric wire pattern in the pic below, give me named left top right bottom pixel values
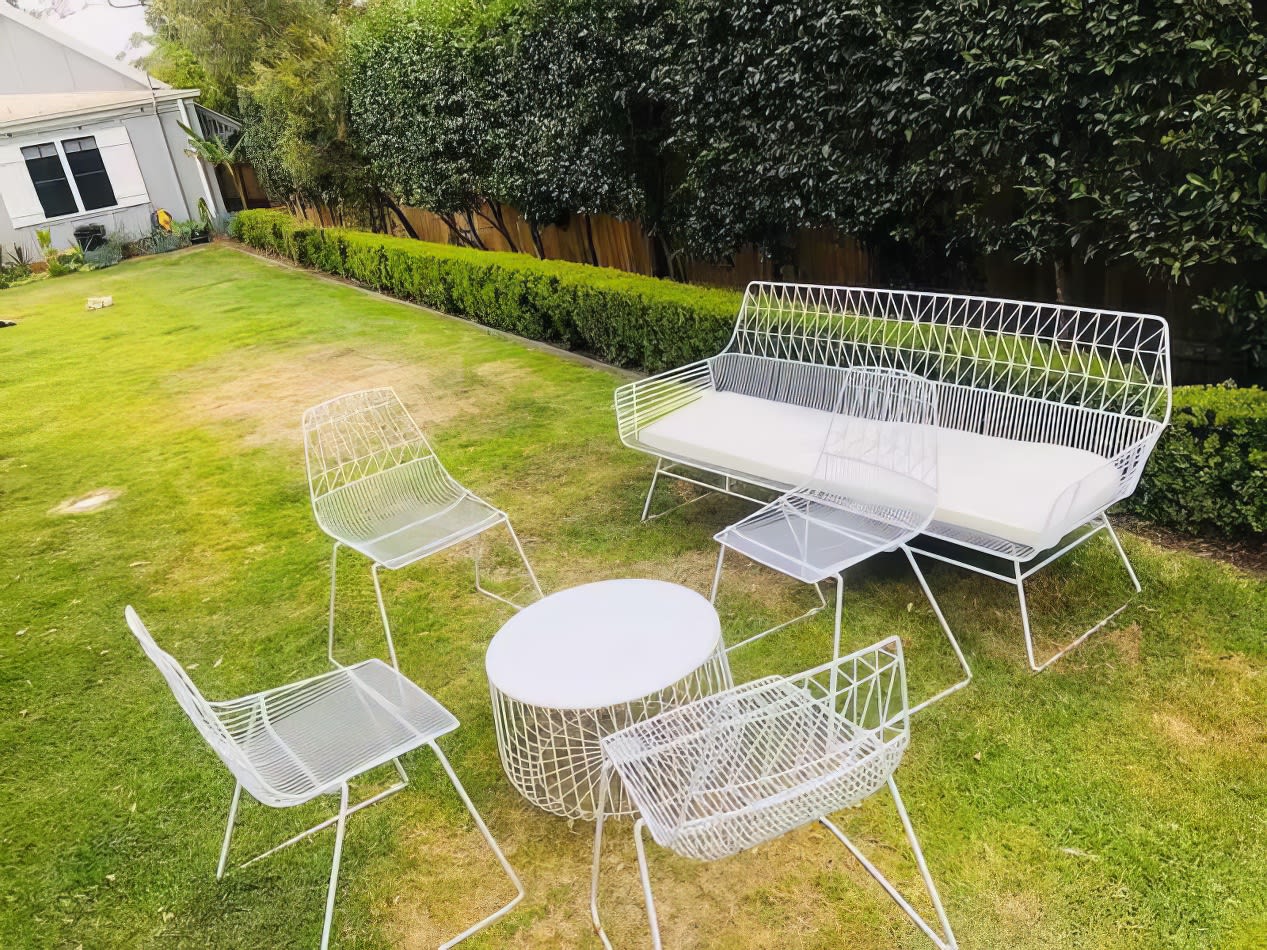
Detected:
left=490, top=645, right=733, bottom=821
left=599, top=635, right=907, bottom=861
left=590, top=637, right=958, bottom=949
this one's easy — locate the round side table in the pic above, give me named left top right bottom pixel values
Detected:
left=486, top=579, right=731, bottom=820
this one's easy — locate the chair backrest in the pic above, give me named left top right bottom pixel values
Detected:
left=726, top=283, right=1172, bottom=430
left=815, top=367, right=938, bottom=521
left=124, top=607, right=264, bottom=798
left=302, top=388, right=438, bottom=501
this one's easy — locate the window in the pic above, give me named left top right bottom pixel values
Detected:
left=21, top=143, right=77, bottom=219
left=20, top=136, right=118, bottom=220
left=62, top=137, right=116, bottom=211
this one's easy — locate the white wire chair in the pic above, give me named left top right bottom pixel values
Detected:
left=303, top=388, right=543, bottom=669
left=711, top=367, right=970, bottom=713
left=616, top=283, right=1171, bottom=671
left=125, top=606, right=524, bottom=950
left=589, top=635, right=956, bottom=950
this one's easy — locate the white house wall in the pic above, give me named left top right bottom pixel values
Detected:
left=0, top=16, right=145, bottom=95
left=0, top=107, right=210, bottom=252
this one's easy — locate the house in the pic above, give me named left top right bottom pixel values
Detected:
left=0, top=2, right=232, bottom=254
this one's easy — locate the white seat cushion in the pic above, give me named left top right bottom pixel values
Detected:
left=637, top=391, right=1120, bottom=553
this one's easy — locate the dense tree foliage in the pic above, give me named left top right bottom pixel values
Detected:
left=150, top=0, right=1267, bottom=372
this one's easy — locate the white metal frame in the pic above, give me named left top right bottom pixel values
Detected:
left=304, top=388, right=543, bottom=669
left=590, top=636, right=956, bottom=949
left=616, top=283, right=1171, bottom=671
left=489, top=646, right=733, bottom=820
left=710, top=367, right=970, bottom=712
left=125, top=606, right=524, bottom=949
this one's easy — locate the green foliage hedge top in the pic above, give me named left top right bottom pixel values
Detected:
left=1125, top=383, right=1267, bottom=538
left=231, top=209, right=736, bottom=371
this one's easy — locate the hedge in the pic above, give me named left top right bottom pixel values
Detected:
left=230, top=210, right=1265, bottom=540
left=1125, top=384, right=1267, bottom=539
left=229, top=209, right=737, bottom=373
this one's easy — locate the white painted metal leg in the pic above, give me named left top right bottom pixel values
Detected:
left=320, top=783, right=350, bottom=950
left=590, top=766, right=615, bottom=950
left=1014, top=545, right=1134, bottom=673
left=820, top=778, right=957, bottom=950
left=216, top=781, right=242, bottom=880
left=633, top=818, right=664, bottom=950
left=829, top=573, right=844, bottom=698
left=430, top=742, right=525, bottom=948
left=1102, top=514, right=1142, bottom=592
left=475, top=519, right=544, bottom=610
left=369, top=562, right=401, bottom=672
left=902, top=548, right=972, bottom=715
left=640, top=459, right=664, bottom=522
left=715, top=543, right=829, bottom=654
left=327, top=542, right=342, bottom=667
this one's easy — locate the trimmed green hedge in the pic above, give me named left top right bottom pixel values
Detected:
left=229, top=209, right=737, bottom=372
left=1126, top=384, right=1267, bottom=538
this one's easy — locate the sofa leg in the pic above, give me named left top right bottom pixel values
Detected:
left=1013, top=536, right=1134, bottom=673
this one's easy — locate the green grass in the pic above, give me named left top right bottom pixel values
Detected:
left=1, top=245, right=1265, bottom=949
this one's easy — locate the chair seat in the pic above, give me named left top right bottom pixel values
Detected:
left=603, top=678, right=907, bottom=862
left=224, top=659, right=459, bottom=806
left=716, top=494, right=916, bottom=583
left=316, top=473, right=506, bottom=570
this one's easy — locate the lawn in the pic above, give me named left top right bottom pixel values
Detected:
left=1, top=245, right=1265, bottom=950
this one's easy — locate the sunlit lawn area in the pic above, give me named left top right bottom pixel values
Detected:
left=1, top=245, right=1266, bottom=949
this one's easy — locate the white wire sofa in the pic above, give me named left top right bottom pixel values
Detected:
left=616, top=283, right=1171, bottom=671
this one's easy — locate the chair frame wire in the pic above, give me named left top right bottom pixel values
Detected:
left=710, top=367, right=971, bottom=712
left=126, top=606, right=524, bottom=949
left=589, top=636, right=956, bottom=949
left=304, top=388, right=543, bottom=669
left=615, top=283, right=1171, bottom=671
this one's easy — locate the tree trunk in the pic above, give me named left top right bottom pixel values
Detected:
left=1054, top=257, right=1072, bottom=304
left=463, top=210, right=488, bottom=250
left=476, top=202, right=519, bottom=253
left=583, top=214, right=600, bottom=267
left=381, top=193, right=419, bottom=240
left=226, top=166, right=248, bottom=212
left=528, top=221, right=545, bottom=259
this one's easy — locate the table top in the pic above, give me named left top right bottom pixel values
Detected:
left=485, top=579, right=722, bottom=710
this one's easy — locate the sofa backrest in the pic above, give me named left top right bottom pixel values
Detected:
left=726, top=283, right=1172, bottom=435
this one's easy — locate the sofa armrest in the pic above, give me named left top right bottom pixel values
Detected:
left=614, top=360, right=715, bottom=445
left=1041, top=432, right=1161, bottom=538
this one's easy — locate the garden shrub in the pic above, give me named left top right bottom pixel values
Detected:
left=231, top=209, right=737, bottom=371
left=1126, top=384, right=1267, bottom=538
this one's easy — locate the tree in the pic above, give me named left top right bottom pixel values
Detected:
left=179, top=121, right=247, bottom=209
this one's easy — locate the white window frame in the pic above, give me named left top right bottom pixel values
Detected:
left=22, top=135, right=112, bottom=220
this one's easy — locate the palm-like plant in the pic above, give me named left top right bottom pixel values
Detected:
left=179, top=122, right=248, bottom=211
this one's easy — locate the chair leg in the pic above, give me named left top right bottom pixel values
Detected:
left=429, top=742, right=525, bottom=948
left=1102, top=514, right=1142, bottom=593
left=632, top=818, right=664, bottom=950
left=320, top=783, right=350, bottom=950
left=590, top=765, right=615, bottom=950
left=216, top=781, right=242, bottom=880
left=327, top=542, right=342, bottom=667
left=369, top=562, right=401, bottom=672
left=901, top=548, right=972, bottom=715
left=475, top=519, right=544, bottom=609
left=714, top=544, right=829, bottom=654
left=640, top=458, right=664, bottom=522
left=820, top=778, right=957, bottom=950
